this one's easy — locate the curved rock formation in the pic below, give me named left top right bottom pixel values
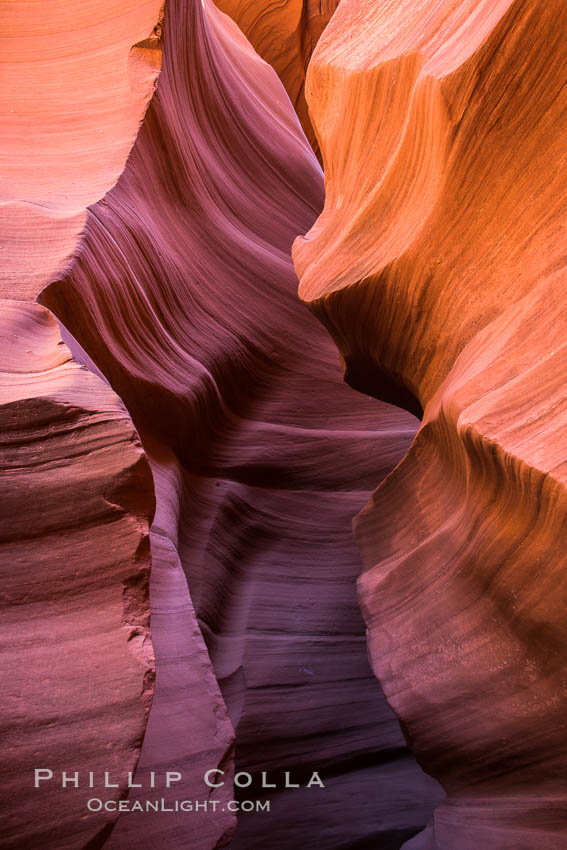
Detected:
left=42, top=0, right=442, bottom=846
left=103, top=507, right=235, bottom=849
left=0, top=0, right=163, bottom=298
left=293, top=1, right=567, bottom=847
left=214, top=0, right=338, bottom=154
left=0, top=300, right=154, bottom=849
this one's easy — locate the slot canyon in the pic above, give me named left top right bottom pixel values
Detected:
left=1, top=1, right=566, bottom=849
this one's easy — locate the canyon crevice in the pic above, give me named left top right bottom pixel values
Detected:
left=40, top=1, right=443, bottom=846
left=1, top=0, right=564, bottom=848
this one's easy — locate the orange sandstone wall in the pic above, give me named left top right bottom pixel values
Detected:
left=294, top=1, right=567, bottom=847
left=0, top=0, right=163, bottom=298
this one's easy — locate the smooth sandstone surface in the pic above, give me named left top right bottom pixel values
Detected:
left=42, top=0, right=442, bottom=847
left=0, top=300, right=154, bottom=849
left=293, top=1, right=567, bottom=847
left=214, top=0, right=338, bottom=154
left=0, top=0, right=163, bottom=298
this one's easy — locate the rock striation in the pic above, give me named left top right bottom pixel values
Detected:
left=0, top=300, right=154, bottom=849
left=214, top=0, right=338, bottom=154
left=293, top=1, right=567, bottom=847
left=42, top=0, right=442, bottom=847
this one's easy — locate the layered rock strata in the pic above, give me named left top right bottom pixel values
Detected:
left=293, top=1, right=567, bottom=847
left=0, top=300, right=154, bottom=849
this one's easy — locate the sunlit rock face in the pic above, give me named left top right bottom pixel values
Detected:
left=42, top=0, right=442, bottom=847
left=0, top=300, right=154, bottom=849
left=294, top=1, right=567, bottom=847
left=0, top=0, right=163, bottom=298
left=214, top=0, right=338, bottom=155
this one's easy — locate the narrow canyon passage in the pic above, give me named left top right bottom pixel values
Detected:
left=4, top=0, right=567, bottom=848
left=40, top=0, right=443, bottom=847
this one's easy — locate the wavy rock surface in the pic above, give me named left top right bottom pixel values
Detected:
left=294, top=1, right=567, bottom=847
left=42, top=0, right=442, bottom=846
left=0, top=300, right=154, bottom=849
left=214, top=0, right=338, bottom=154
left=0, top=0, right=163, bottom=298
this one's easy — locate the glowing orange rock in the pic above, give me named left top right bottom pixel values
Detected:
left=0, top=0, right=163, bottom=298
left=294, top=1, right=567, bottom=846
